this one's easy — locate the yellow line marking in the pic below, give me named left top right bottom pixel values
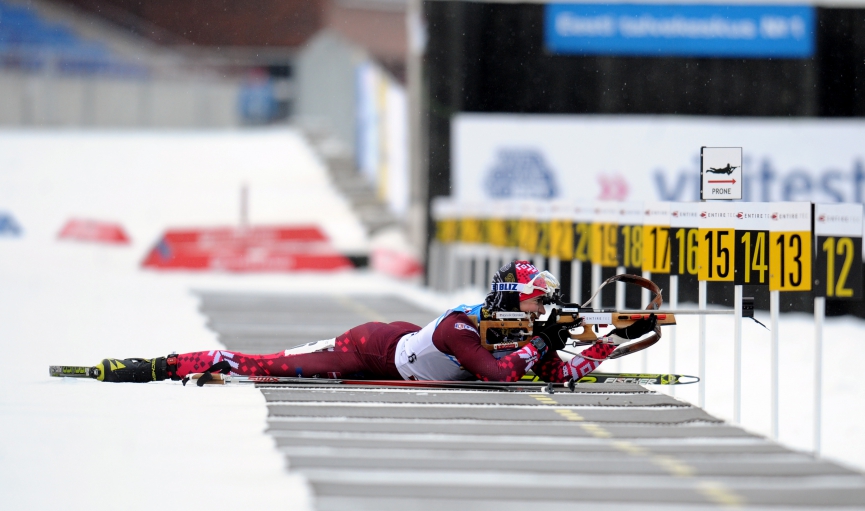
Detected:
left=651, top=455, right=696, bottom=478
left=333, top=295, right=388, bottom=323
left=553, top=408, right=584, bottom=421
left=612, top=440, right=649, bottom=456
left=697, top=481, right=745, bottom=509
left=580, top=424, right=612, bottom=438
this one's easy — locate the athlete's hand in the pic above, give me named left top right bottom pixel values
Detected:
left=603, top=314, right=657, bottom=346
left=533, top=309, right=580, bottom=351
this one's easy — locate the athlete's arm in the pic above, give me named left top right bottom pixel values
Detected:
left=530, top=344, right=615, bottom=383
left=432, top=313, right=543, bottom=382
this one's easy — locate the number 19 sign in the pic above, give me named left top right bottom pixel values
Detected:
left=769, top=202, right=812, bottom=292
left=814, top=203, right=863, bottom=300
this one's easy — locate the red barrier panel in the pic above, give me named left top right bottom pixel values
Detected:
left=371, top=247, right=424, bottom=278
left=142, top=226, right=354, bottom=272
left=58, top=219, right=130, bottom=244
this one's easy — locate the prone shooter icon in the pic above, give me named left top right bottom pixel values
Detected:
left=706, top=163, right=739, bottom=175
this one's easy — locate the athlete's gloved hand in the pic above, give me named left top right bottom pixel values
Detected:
left=534, top=309, right=581, bottom=351
left=602, top=314, right=657, bottom=346
left=529, top=336, right=549, bottom=360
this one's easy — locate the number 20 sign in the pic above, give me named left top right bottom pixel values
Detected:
left=814, top=203, right=863, bottom=300
left=769, top=202, right=812, bottom=292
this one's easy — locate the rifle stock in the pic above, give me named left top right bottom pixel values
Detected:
left=479, top=311, right=676, bottom=351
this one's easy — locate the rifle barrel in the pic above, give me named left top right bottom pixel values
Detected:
left=615, top=309, right=736, bottom=315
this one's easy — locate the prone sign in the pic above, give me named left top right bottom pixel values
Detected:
left=701, top=147, right=743, bottom=200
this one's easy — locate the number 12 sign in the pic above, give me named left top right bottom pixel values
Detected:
left=814, top=203, right=863, bottom=300
left=769, top=202, right=812, bottom=292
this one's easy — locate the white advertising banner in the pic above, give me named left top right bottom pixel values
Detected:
left=452, top=114, right=865, bottom=206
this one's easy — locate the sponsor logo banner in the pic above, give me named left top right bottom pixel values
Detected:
left=453, top=114, right=865, bottom=206
left=545, top=3, right=815, bottom=58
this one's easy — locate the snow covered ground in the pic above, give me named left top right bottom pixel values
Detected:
left=0, top=128, right=367, bottom=511
left=1, top=128, right=863, bottom=511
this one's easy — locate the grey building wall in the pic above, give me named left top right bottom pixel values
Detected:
left=295, top=30, right=368, bottom=156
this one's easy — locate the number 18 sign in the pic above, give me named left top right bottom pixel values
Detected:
left=814, top=203, right=863, bottom=300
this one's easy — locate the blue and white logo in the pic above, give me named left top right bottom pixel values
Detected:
left=545, top=3, right=815, bottom=58
left=485, top=149, right=558, bottom=199
left=492, top=282, right=521, bottom=292
left=0, top=213, right=22, bottom=237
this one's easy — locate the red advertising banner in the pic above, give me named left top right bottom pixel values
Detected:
left=58, top=219, right=130, bottom=244
left=142, top=226, right=354, bottom=272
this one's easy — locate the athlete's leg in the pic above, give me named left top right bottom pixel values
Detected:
left=96, top=321, right=418, bottom=382
left=171, top=345, right=364, bottom=379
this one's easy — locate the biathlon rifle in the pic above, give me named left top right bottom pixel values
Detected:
left=478, top=274, right=755, bottom=360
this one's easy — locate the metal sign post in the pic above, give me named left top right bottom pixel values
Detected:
left=590, top=202, right=619, bottom=307
left=669, top=202, right=700, bottom=397
left=570, top=202, right=594, bottom=304
left=731, top=202, right=770, bottom=423
left=617, top=203, right=644, bottom=311
left=813, top=203, right=863, bottom=454
left=642, top=202, right=671, bottom=373
left=768, top=201, right=813, bottom=440
left=548, top=200, right=570, bottom=292
left=697, top=201, right=738, bottom=408
left=533, top=201, right=551, bottom=273
left=697, top=146, right=744, bottom=413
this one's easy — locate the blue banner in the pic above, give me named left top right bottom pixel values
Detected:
left=545, top=4, right=815, bottom=58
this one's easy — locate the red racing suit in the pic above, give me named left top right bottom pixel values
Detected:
left=168, top=312, right=612, bottom=382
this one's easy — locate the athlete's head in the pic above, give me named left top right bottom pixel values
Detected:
left=483, top=260, right=560, bottom=313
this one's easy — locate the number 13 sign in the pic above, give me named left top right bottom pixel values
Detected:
left=769, top=202, right=812, bottom=292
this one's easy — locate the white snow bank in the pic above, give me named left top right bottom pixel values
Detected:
left=0, top=128, right=375, bottom=511
left=0, top=128, right=368, bottom=253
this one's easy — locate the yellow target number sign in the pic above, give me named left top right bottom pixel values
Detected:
left=549, top=218, right=573, bottom=260
left=698, top=228, right=735, bottom=281
left=591, top=222, right=618, bottom=267
left=769, top=231, right=812, bottom=291
left=573, top=222, right=591, bottom=262
left=642, top=225, right=670, bottom=273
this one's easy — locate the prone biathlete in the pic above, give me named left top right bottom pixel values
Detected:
left=95, top=260, right=656, bottom=384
